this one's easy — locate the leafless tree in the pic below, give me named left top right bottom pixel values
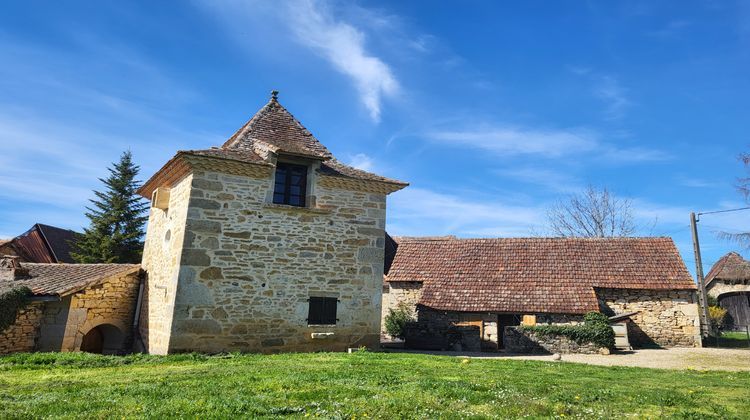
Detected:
left=719, top=153, right=750, bottom=248
left=546, top=185, right=636, bottom=237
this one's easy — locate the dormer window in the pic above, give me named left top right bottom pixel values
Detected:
left=273, top=162, right=308, bottom=207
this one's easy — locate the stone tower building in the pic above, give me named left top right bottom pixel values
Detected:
left=137, top=92, right=407, bottom=354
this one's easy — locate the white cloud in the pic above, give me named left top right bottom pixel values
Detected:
left=495, top=167, right=581, bottom=193
left=426, top=124, right=668, bottom=163
left=347, top=153, right=375, bottom=171
left=285, top=0, right=398, bottom=121
left=387, top=187, right=544, bottom=237
left=197, top=0, right=398, bottom=122
left=428, top=126, right=598, bottom=158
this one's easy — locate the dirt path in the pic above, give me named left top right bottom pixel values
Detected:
left=391, top=348, right=750, bottom=371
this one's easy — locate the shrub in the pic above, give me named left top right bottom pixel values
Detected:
left=0, top=286, right=32, bottom=333
left=520, top=311, right=615, bottom=349
left=384, top=303, right=415, bottom=340
left=708, top=306, right=727, bottom=330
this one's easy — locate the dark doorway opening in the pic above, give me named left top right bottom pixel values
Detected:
left=80, top=324, right=124, bottom=354
left=497, top=314, right=521, bottom=349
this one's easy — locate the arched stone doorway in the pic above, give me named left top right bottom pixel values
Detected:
left=80, top=324, right=124, bottom=354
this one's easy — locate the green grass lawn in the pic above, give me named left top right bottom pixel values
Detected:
left=705, top=331, right=750, bottom=349
left=1, top=352, right=748, bottom=419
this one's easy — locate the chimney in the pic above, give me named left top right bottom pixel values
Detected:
left=0, top=255, right=28, bottom=281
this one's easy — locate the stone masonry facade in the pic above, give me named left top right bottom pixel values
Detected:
left=0, top=304, right=43, bottom=354
left=597, top=288, right=701, bottom=347
left=381, top=281, right=422, bottom=334
left=0, top=271, right=140, bottom=354
left=140, top=167, right=390, bottom=354
left=139, top=174, right=193, bottom=354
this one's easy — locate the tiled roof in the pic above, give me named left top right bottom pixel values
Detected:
left=140, top=94, right=407, bottom=198
left=319, top=159, right=408, bottom=187
left=2, top=263, right=140, bottom=296
left=222, top=97, right=333, bottom=160
left=386, top=236, right=695, bottom=314
left=705, top=252, right=750, bottom=285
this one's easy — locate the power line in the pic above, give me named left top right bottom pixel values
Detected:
left=697, top=206, right=750, bottom=219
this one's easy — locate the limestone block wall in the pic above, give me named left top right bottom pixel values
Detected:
left=139, top=174, right=193, bottom=354
left=167, top=169, right=387, bottom=353
left=36, top=271, right=141, bottom=353
left=597, top=288, right=701, bottom=347
left=0, top=303, right=43, bottom=354
left=381, top=281, right=422, bottom=334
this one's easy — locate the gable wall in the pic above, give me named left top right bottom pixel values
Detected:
left=167, top=168, right=387, bottom=353
left=139, top=174, right=193, bottom=355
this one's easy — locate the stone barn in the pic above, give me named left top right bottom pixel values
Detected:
left=136, top=92, right=407, bottom=354
left=383, top=236, right=701, bottom=351
left=0, top=256, right=141, bottom=354
left=705, top=252, right=750, bottom=327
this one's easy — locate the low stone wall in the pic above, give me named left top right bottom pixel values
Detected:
left=596, top=288, right=701, bottom=347
left=503, top=326, right=601, bottom=354
left=0, top=303, right=43, bottom=354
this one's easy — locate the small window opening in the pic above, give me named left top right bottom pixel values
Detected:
left=273, top=162, right=308, bottom=207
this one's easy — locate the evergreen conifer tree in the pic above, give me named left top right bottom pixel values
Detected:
left=72, top=151, right=148, bottom=263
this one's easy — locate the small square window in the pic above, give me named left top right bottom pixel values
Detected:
left=273, top=162, right=308, bottom=207
left=308, top=297, right=337, bottom=325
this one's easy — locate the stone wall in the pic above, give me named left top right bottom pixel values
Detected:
left=0, top=303, right=43, bottom=354
left=503, top=327, right=601, bottom=354
left=159, top=168, right=387, bottom=353
left=381, top=281, right=422, bottom=335
left=37, top=271, right=141, bottom=353
left=596, top=288, right=701, bottom=347
left=408, top=307, right=499, bottom=351
left=139, top=174, right=193, bottom=354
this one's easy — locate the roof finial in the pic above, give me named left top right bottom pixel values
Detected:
left=271, top=90, right=279, bottom=101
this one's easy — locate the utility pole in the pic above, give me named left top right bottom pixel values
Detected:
left=690, top=212, right=711, bottom=338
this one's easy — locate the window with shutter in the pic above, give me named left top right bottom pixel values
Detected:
left=307, top=296, right=338, bottom=325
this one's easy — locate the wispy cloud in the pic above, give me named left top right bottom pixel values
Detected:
left=387, top=187, right=544, bottom=237
left=594, top=75, right=631, bottom=120
left=494, top=167, right=581, bottom=193
left=428, top=126, right=598, bottom=158
left=286, top=0, right=398, bottom=121
left=426, top=124, right=668, bottom=163
left=197, top=0, right=398, bottom=122
left=347, top=153, right=375, bottom=171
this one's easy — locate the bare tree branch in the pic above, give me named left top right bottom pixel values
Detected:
left=546, top=185, right=636, bottom=237
left=719, top=152, right=750, bottom=249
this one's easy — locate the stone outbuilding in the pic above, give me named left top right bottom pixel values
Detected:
left=0, top=256, right=141, bottom=354
left=383, top=236, right=701, bottom=351
left=705, top=252, right=750, bottom=327
left=136, top=92, right=407, bottom=354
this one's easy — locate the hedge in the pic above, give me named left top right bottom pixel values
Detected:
left=0, top=286, right=32, bottom=333
left=520, top=311, right=615, bottom=349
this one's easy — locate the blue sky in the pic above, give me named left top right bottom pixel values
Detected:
left=1, top=0, right=748, bottom=275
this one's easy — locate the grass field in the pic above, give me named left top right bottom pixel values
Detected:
left=1, top=351, right=749, bottom=419
left=705, top=331, right=750, bottom=349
